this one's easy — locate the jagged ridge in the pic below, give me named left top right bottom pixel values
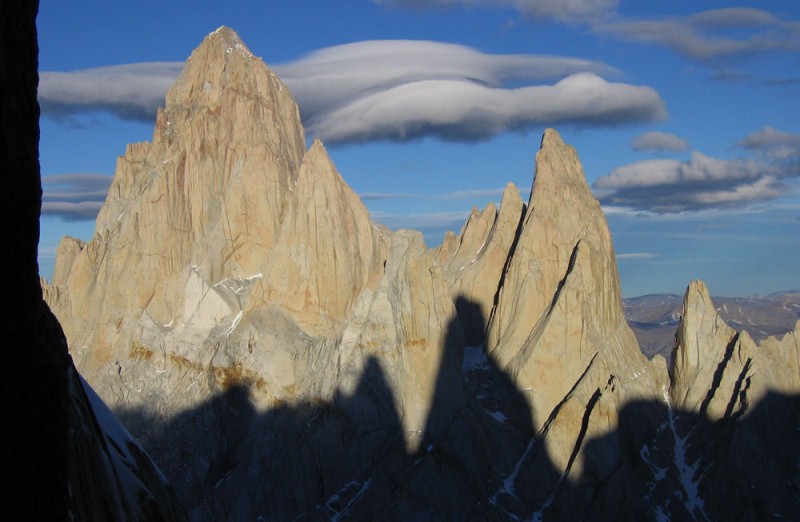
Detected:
left=43, top=27, right=800, bottom=521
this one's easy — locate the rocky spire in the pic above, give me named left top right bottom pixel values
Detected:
left=436, top=182, right=525, bottom=345
left=160, top=26, right=305, bottom=166
left=484, top=129, right=657, bottom=435
left=96, top=26, right=306, bottom=251
left=670, top=280, right=800, bottom=419
left=48, top=26, right=381, bottom=385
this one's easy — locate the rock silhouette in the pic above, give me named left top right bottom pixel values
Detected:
left=115, top=297, right=550, bottom=520
left=2, top=3, right=183, bottom=520
left=114, top=295, right=800, bottom=520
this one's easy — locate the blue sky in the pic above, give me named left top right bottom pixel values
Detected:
left=36, top=1, right=800, bottom=297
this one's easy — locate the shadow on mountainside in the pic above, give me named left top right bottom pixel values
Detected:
left=8, top=4, right=796, bottom=517
left=116, top=297, right=800, bottom=521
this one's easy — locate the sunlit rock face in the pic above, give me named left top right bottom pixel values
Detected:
left=479, top=128, right=663, bottom=473
left=658, top=282, right=800, bottom=520
left=47, top=27, right=387, bottom=419
left=46, top=26, right=800, bottom=521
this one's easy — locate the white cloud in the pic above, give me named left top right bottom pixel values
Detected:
left=41, top=201, right=106, bottom=221
left=39, top=62, right=183, bottom=122
left=632, top=131, right=689, bottom=152
left=737, top=126, right=800, bottom=160
left=596, top=152, right=765, bottom=190
left=276, top=40, right=616, bottom=119
left=37, top=245, right=58, bottom=259
left=616, top=252, right=657, bottom=261
left=595, top=158, right=684, bottom=189
left=515, top=0, right=617, bottom=23
left=40, top=40, right=665, bottom=144
left=693, top=176, right=783, bottom=205
left=594, top=149, right=792, bottom=213
left=292, top=66, right=664, bottom=143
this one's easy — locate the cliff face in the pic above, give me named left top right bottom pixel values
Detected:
left=483, top=129, right=661, bottom=472
left=48, top=27, right=388, bottom=424
left=54, top=28, right=379, bottom=350
left=46, top=27, right=800, bottom=521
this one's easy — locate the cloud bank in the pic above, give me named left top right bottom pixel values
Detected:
left=595, top=128, right=800, bottom=213
left=41, top=173, right=113, bottom=220
left=597, top=8, right=800, bottom=63
left=39, top=40, right=666, bottom=144
left=375, top=3, right=800, bottom=71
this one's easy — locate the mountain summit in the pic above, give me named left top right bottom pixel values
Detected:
left=45, top=28, right=800, bottom=520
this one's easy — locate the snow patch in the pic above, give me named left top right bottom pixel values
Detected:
left=491, top=436, right=536, bottom=504
left=486, top=410, right=508, bottom=423
left=467, top=235, right=489, bottom=266
left=326, top=479, right=371, bottom=521
left=79, top=372, right=170, bottom=487
left=224, top=310, right=243, bottom=338
left=640, top=444, right=667, bottom=482
left=664, top=386, right=708, bottom=521
left=530, top=493, right=556, bottom=522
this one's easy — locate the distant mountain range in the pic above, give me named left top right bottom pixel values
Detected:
left=626, top=290, right=800, bottom=361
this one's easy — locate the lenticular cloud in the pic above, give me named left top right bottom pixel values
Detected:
left=39, top=40, right=666, bottom=144
left=274, top=40, right=665, bottom=143
left=39, top=62, right=183, bottom=122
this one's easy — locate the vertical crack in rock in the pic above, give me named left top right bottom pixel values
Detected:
left=486, top=199, right=527, bottom=338
left=506, top=240, right=581, bottom=379
left=531, top=387, right=603, bottom=521
left=697, top=332, right=740, bottom=418
left=724, top=357, right=753, bottom=421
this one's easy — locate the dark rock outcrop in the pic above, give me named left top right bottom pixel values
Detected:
left=2, top=2, right=183, bottom=519
left=2, top=2, right=70, bottom=518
